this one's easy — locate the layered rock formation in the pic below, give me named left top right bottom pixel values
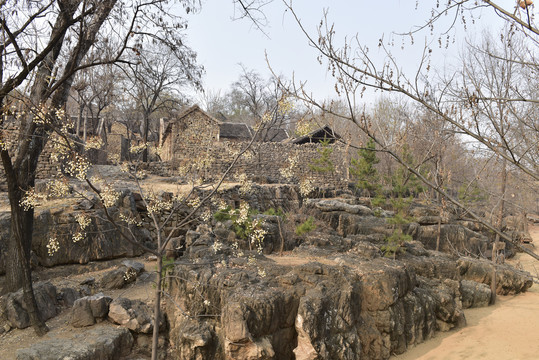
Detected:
left=0, top=191, right=148, bottom=276
left=164, top=194, right=533, bottom=359
left=0, top=184, right=534, bottom=360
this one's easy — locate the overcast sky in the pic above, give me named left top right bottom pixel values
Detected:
left=184, top=0, right=511, bottom=105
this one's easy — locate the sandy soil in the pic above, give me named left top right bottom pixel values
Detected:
left=392, top=224, right=539, bottom=360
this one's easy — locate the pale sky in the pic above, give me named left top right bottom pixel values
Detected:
left=184, top=0, right=514, bottom=104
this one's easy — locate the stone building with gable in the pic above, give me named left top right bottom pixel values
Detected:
left=159, top=104, right=350, bottom=187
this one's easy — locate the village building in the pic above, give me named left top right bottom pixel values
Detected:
left=158, top=104, right=349, bottom=186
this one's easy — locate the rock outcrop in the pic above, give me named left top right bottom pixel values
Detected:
left=0, top=282, right=59, bottom=330
left=16, top=325, right=133, bottom=360
left=163, top=194, right=533, bottom=360
left=165, top=245, right=530, bottom=360
left=108, top=297, right=159, bottom=334
left=0, top=187, right=534, bottom=360
left=0, top=191, right=148, bottom=275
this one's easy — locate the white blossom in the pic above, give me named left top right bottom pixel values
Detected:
left=100, top=185, right=120, bottom=208
left=46, top=237, right=60, bottom=256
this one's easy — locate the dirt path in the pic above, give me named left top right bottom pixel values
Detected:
left=392, top=224, right=539, bottom=360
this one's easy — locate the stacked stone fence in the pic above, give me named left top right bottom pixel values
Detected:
left=0, top=135, right=352, bottom=192
left=145, top=141, right=352, bottom=188
left=0, top=143, right=60, bottom=191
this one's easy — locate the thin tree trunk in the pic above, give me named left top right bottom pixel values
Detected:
left=490, top=265, right=497, bottom=305
left=142, top=114, right=149, bottom=162
left=12, top=207, right=48, bottom=336
left=1, top=149, right=48, bottom=335
left=77, top=103, right=83, bottom=137
left=435, top=214, right=442, bottom=252
left=83, top=111, right=88, bottom=147
left=491, top=158, right=508, bottom=304
left=151, top=254, right=163, bottom=360
left=278, top=217, right=285, bottom=256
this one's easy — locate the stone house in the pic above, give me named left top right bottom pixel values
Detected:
left=160, top=105, right=266, bottom=161
left=160, top=105, right=291, bottom=160
left=287, top=125, right=341, bottom=144
left=158, top=104, right=349, bottom=186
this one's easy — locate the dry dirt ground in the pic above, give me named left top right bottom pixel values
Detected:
left=0, top=256, right=159, bottom=360
left=392, top=224, right=539, bottom=360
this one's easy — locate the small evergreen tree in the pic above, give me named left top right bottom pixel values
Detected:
left=382, top=147, right=424, bottom=258
left=389, top=145, right=424, bottom=198
left=382, top=196, right=414, bottom=259
left=350, top=138, right=380, bottom=194
left=309, top=138, right=335, bottom=173
left=458, top=182, right=486, bottom=206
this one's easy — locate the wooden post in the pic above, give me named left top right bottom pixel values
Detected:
left=83, top=111, right=88, bottom=147
left=159, top=117, right=166, bottom=146
left=490, top=264, right=497, bottom=305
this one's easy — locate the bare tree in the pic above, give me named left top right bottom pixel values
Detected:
left=279, top=2, right=539, bottom=260
left=0, top=0, right=203, bottom=335
left=70, top=62, right=118, bottom=144
left=122, top=41, right=202, bottom=161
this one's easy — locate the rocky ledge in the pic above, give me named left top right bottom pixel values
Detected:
left=165, top=233, right=532, bottom=359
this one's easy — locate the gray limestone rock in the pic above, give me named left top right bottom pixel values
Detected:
left=121, top=260, right=145, bottom=275
left=100, top=267, right=136, bottom=290
left=16, top=325, right=133, bottom=360
left=310, top=198, right=373, bottom=216
left=1, top=282, right=57, bottom=329
left=460, top=280, right=492, bottom=308
left=70, top=293, right=113, bottom=327
left=58, top=287, right=81, bottom=308
left=457, top=257, right=533, bottom=295
left=108, top=297, right=156, bottom=334
left=70, top=297, right=95, bottom=328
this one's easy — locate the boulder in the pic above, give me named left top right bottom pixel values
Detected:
left=0, top=196, right=147, bottom=275
left=70, top=293, right=113, bottom=328
left=416, top=216, right=443, bottom=225
left=108, top=297, right=156, bottom=334
left=0, top=190, right=149, bottom=275
left=308, top=198, right=374, bottom=216
left=0, top=282, right=57, bottom=329
left=121, top=260, right=145, bottom=275
left=459, top=280, right=491, bottom=308
left=70, top=298, right=95, bottom=328
left=100, top=267, right=137, bottom=290
left=457, top=257, right=533, bottom=295
left=58, top=287, right=81, bottom=308
left=16, top=325, right=133, bottom=360
left=306, top=203, right=390, bottom=237
left=304, top=198, right=387, bottom=237
left=414, top=224, right=489, bottom=256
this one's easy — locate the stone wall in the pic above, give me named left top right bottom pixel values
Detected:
left=0, top=142, right=60, bottom=191
left=160, top=109, right=220, bottom=162
left=149, top=140, right=351, bottom=188
left=159, top=106, right=351, bottom=188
